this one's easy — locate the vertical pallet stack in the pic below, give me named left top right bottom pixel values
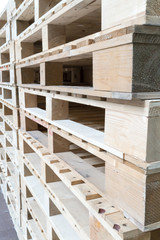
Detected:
left=0, top=0, right=23, bottom=239
left=0, top=0, right=160, bottom=239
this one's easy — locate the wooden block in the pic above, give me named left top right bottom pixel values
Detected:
left=104, top=100, right=160, bottom=162
left=40, top=62, right=63, bottom=86
left=41, top=162, right=60, bottom=183
left=46, top=98, right=68, bottom=121
left=93, top=41, right=160, bottom=93
left=90, top=212, right=151, bottom=240
left=105, top=153, right=160, bottom=231
left=102, top=0, right=160, bottom=30
left=48, top=131, right=70, bottom=153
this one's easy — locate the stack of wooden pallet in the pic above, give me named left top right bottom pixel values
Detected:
left=0, top=0, right=160, bottom=239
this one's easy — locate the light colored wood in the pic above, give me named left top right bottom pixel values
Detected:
left=36, top=0, right=61, bottom=19
left=102, top=0, right=160, bottom=30
left=48, top=131, right=70, bottom=153
left=42, top=24, right=66, bottom=51
left=40, top=62, right=63, bottom=86
left=19, top=130, right=151, bottom=240
left=105, top=100, right=160, bottom=162
left=90, top=214, right=115, bottom=240
left=93, top=45, right=133, bottom=92
left=46, top=98, right=68, bottom=120
left=52, top=119, right=123, bottom=158
left=57, top=151, right=105, bottom=193
left=2, top=0, right=160, bottom=239
left=105, top=153, right=160, bottom=231
left=93, top=41, right=160, bottom=93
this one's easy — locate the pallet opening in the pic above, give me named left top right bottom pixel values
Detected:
left=0, top=116, right=3, bottom=125
left=5, top=122, right=13, bottom=142
left=0, top=149, right=4, bottom=160
left=65, top=8, right=101, bottom=43
left=21, top=193, right=51, bottom=239
left=4, top=105, right=15, bottom=126
left=20, top=57, right=92, bottom=87
left=6, top=138, right=12, bottom=147
left=22, top=158, right=89, bottom=240
left=44, top=7, right=101, bottom=50
left=15, top=0, right=26, bottom=9
left=15, top=0, right=34, bottom=36
left=69, top=102, right=104, bottom=131
left=20, top=7, right=101, bottom=57
left=4, top=105, right=13, bottom=117
left=6, top=153, right=11, bottom=163
left=39, top=0, right=61, bottom=18
left=24, top=93, right=46, bottom=118
left=2, top=71, right=10, bottom=83
left=1, top=51, right=10, bottom=64
left=0, top=31, right=6, bottom=48
left=0, top=117, right=3, bottom=131
left=3, top=89, right=12, bottom=102
left=63, top=58, right=92, bottom=87
left=0, top=10, right=7, bottom=29
left=16, top=19, right=34, bottom=36
left=21, top=65, right=40, bottom=84
left=25, top=116, right=48, bottom=148
left=21, top=29, right=42, bottom=58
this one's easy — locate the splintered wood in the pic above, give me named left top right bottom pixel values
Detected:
left=0, top=0, right=160, bottom=240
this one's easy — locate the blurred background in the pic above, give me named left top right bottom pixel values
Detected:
left=0, top=1, right=8, bottom=11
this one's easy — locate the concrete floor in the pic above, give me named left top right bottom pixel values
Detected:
left=0, top=189, right=18, bottom=240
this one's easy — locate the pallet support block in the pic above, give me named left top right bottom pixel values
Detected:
left=48, top=131, right=70, bottom=153
left=46, top=98, right=68, bottom=120
left=105, top=153, right=160, bottom=231
left=90, top=214, right=152, bottom=240
left=104, top=100, right=160, bottom=162
left=40, top=62, right=63, bottom=86
left=93, top=40, right=160, bottom=93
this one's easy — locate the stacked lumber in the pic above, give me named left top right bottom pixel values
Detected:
left=0, top=0, right=160, bottom=239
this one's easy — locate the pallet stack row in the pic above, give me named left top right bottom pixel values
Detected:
left=0, top=0, right=160, bottom=239
left=0, top=0, right=22, bottom=238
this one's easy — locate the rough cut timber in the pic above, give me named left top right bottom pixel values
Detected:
left=104, top=100, right=160, bottom=163
left=93, top=25, right=160, bottom=93
left=105, top=153, right=160, bottom=232
left=102, top=0, right=160, bottom=30
left=1, top=0, right=160, bottom=239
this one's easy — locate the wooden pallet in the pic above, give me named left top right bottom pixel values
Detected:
left=15, top=25, right=160, bottom=97
left=18, top=129, right=154, bottom=240
left=0, top=0, right=160, bottom=239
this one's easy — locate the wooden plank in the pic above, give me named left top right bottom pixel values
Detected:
left=50, top=214, right=81, bottom=240
left=53, top=119, right=123, bottom=158
left=57, top=151, right=105, bottom=192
